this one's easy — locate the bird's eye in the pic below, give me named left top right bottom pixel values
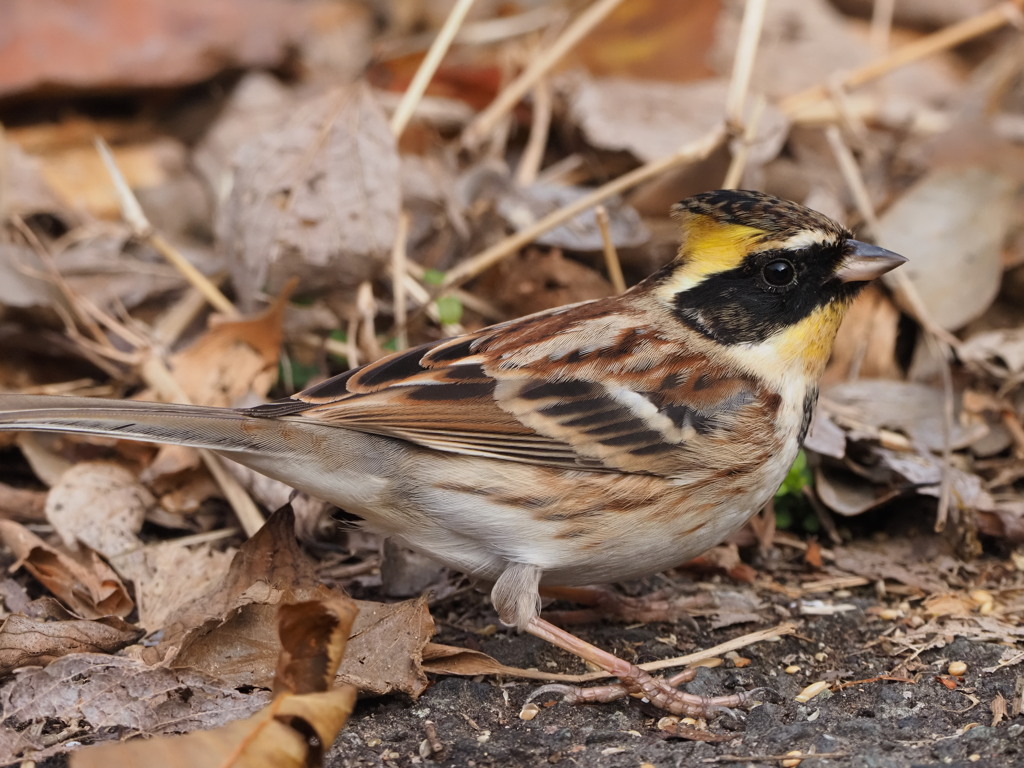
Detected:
left=762, top=259, right=796, bottom=287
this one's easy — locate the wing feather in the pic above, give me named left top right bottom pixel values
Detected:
left=246, top=297, right=778, bottom=478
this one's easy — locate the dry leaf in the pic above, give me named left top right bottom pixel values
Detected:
left=567, top=76, right=729, bottom=163
left=879, top=166, right=1017, bottom=331
left=70, top=580, right=359, bottom=768
left=341, top=595, right=434, bottom=697
left=960, top=328, right=1024, bottom=380
left=0, top=613, right=142, bottom=674
left=0, top=654, right=270, bottom=764
left=476, top=248, right=613, bottom=317
left=497, top=184, right=649, bottom=251
left=565, top=0, right=719, bottom=81
left=0, top=140, right=74, bottom=219
left=45, top=462, right=152, bottom=558
left=113, top=540, right=235, bottom=633
left=830, top=537, right=957, bottom=594
left=824, top=380, right=984, bottom=452
left=161, top=507, right=435, bottom=697
left=822, top=286, right=902, bottom=386
left=0, top=520, right=133, bottom=618
left=274, top=596, right=358, bottom=696
left=162, top=282, right=293, bottom=408
left=159, top=506, right=318, bottom=644
left=69, top=687, right=356, bottom=768
left=712, top=0, right=958, bottom=103
left=923, top=593, right=977, bottom=619
left=215, top=85, right=399, bottom=306
left=421, top=642, right=532, bottom=679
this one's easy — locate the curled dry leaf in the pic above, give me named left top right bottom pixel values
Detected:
left=0, top=613, right=142, bottom=675
left=215, top=84, right=400, bottom=306
left=0, top=520, right=133, bottom=618
left=274, top=596, right=359, bottom=696
left=45, top=462, right=152, bottom=558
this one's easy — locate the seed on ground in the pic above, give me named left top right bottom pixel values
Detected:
left=519, top=703, right=540, bottom=721
left=795, top=681, right=830, bottom=703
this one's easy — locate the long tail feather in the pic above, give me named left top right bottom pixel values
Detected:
left=0, top=394, right=289, bottom=455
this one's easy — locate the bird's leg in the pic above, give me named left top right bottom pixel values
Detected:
left=491, top=565, right=758, bottom=717
left=539, top=585, right=705, bottom=627
left=524, top=616, right=759, bottom=717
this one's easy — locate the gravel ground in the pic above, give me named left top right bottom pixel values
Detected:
left=331, top=579, right=1023, bottom=768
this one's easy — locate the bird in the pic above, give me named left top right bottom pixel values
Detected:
left=0, top=189, right=905, bottom=717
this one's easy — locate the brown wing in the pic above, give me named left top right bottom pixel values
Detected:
left=247, top=296, right=779, bottom=477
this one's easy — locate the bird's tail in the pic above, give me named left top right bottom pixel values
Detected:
left=0, top=394, right=293, bottom=456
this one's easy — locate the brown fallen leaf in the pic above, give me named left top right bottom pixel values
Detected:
left=113, top=540, right=235, bottom=634
left=275, top=596, right=359, bottom=696
left=496, top=184, right=649, bottom=252
left=162, top=507, right=435, bottom=697
left=158, top=506, right=318, bottom=647
left=45, top=461, right=152, bottom=558
left=71, top=584, right=359, bottom=768
left=822, top=285, right=901, bottom=387
left=879, top=166, right=1017, bottom=331
left=161, top=280, right=295, bottom=408
left=567, top=75, right=730, bottom=164
left=215, top=84, right=399, bottom=307
left=0, top=613, right=142, bottom=675
left=475, top=247, right=613, bottom=317
left=0, top=653, right=271, bottom=764
left=170, top=595, right=435, bottom=698
left=0, top=520, right=133, bottom=618
left=0, top=0, right=300, bottom=99
left=421, top=642, right=548, bottom=680
left=341, top=595, right=434, bottom=697
left=69, top=687, right=356, bottom=768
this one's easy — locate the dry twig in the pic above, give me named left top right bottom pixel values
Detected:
left=462, top=0, right=626, bottom=147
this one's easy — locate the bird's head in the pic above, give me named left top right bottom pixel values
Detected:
left=654, top=189, right=905, bottom=375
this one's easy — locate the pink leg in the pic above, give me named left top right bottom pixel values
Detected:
left=524, top=616, right=761, bottom=717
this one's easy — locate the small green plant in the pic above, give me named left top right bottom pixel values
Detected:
left=435, top=295, right=463, bottom=327
left=773, top=450, right=819, bottom=532
left=421, top=269, right=463, bottom=327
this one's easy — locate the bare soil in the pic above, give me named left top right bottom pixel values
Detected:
left=332, top=557, right=1023, bottom=767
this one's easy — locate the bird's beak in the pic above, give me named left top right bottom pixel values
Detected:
left=837, top=240, right=907, bottom=283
